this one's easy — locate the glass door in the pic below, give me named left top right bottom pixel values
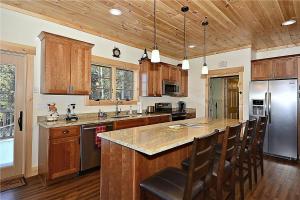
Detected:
left=0, top=50, right=26, bottom=180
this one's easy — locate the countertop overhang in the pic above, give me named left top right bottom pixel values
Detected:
left=98, top=118, right=240, bottom=156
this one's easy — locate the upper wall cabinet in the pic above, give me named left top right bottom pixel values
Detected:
left=39, top=32, right=94, bottom=95
left=139, top=59, right=188, bottom=97
left=139, top=59, right=162, bottom=97
left=251, top=55, right=298, bottom=81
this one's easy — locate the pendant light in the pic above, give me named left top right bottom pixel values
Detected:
left=181, top=6, right=190, bottom=70
left=151, top=0, right=160, bottom=63
left=201, top=17, right=209, bottom=75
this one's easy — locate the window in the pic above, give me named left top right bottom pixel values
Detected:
left=87, top=56, right=139, bottom=106
left=90, top=64, right=112, bottom=100
left=116, top=69, right=134, bottom=100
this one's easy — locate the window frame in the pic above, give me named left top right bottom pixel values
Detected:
left=85, top=55, right=139, bottom=106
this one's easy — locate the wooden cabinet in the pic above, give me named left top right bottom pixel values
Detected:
left=186, top=112, right=196, bottom=119
left=147, top=115, right=171, bottom=125
left=251, top=60, right=273, bottom=80
left=169, top=66, right=180, bottom=82
left=114, top=118, right=148, bottom=130
left=39, top=32, right=94, bottom=95
left=139, top=59, right=162, bottom=97
left=161, top=63, right=170, bottom=81
left=114, top=115, right=171, bottom=130
left=181, top=70, right=188, bottom=97
left=251, top=55, right=298, bottom=81
left=70, top=43, right=92, bottom=94
left=39, top=126, right=80, bottom=184
left=272, top=57, right=297, bottom=79
left=139, top=60, right=188, bottom=97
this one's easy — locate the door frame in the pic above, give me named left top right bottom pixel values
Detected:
left=0, top=40, right=35, bottom=178
left=204, top=66, right=244, bottom=121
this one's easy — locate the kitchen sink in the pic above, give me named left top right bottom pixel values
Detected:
left=110, top=115, right=130, bottom=118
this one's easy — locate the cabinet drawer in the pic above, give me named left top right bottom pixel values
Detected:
left=50, top=126, right=80, bottom=139
left=186, top=112, right=196, bottom=119
left=114, top=118, right=147, bottom=130
left=148, top=115, right=171, bottom=125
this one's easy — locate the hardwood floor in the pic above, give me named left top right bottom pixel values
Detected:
left=0, top=171, right=100, bottom=200
left=0, top=157, right=299, bottom=200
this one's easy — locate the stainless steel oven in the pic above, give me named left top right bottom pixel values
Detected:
left=163, top=80, right=180, bottom=96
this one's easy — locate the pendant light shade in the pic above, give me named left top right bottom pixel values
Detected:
left=202, top=63, right=208, bottom=75
left=182, top=59, right=190, bottom=70
left=201, top=17, right=209, bottom=75
left=151, top=0, right=160, bottom=63
left=181, top=6, right=189, bottom=70
left=151, top=49, right=160, bottom=63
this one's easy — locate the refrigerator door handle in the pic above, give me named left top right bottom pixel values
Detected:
left=264, top=92, right=268, bottom=116
left=268, top=92, right=271, bottom=123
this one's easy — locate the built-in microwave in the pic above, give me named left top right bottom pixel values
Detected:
left=163, top=80, right=180, bottom=96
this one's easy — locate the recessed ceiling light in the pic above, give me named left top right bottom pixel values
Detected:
left=188, top=45, right=196, bottom=48
left=282, top=19, right=296, bottom=26
left=110, top=8, right=122, bottom=16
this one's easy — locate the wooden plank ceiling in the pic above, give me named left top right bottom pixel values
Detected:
left=1, top=0, right=300, bottom=59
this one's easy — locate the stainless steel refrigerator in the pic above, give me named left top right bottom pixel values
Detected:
left=249, top=79, right=298, bottom=160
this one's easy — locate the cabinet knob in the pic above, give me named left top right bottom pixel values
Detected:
left=63, top=130, right=69, bottom=134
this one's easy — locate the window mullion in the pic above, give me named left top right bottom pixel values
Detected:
left=111, top=67, right=116, bottom=101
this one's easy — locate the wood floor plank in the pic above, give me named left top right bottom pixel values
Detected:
left=0, top=157, right=299, bottom=200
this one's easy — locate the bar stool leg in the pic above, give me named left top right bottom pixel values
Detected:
left=252, top=154, right=258, bottom=184
left=247, top=155, right=252, bottom=190
left=239, top=165, right=244, bottom=200
left=260, top=151, right=264, bottom=176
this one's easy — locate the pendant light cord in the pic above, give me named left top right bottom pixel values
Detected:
left=153, top=0, right=157, bottom=49
left=184, top=10, right=187, bottom=59
left=203, top=17, right=208, bottom=65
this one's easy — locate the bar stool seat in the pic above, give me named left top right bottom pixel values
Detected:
left=140, top=167, right=204, bottom=200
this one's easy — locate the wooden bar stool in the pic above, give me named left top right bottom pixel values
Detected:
left=250, top=116, right=268, bottom=184
left=236, top=119, right=257, bottom=200
left=139, top=130, right=218, bottom=200
left=182, top=123, right=242, bottom=200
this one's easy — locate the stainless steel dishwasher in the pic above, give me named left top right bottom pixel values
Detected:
left=80, top=122, right=113, bottom=172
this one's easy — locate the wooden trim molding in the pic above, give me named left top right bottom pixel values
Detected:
left=85, top=55, right=140, bottom=106
left=204, top=66, right=244, bottom=121
left=0, top=40, right=36, bottom=55
left=24, top=54, right=34, bottom=177
left=0, top=41, right=35, bottom=177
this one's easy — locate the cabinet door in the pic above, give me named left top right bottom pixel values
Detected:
left=70, top=43, right=92, bottom=95
left=273, top=57, right=298, bottom=79
left=114, top=118, right=147, bottom=130
left=152, top=63, right=162, bottom=96
left=139, top=59, right=152, bottom=96
left=147, top=115, right=171, bottom=125
left=42, top=37, right=71, bottom=94
left=181, top=70, right=188, bottom=97
left=251, top=60, right=273, bottom=80
left=49, top=136, right=80, bottom=180
left=169, top=66, right=179, bottom=82
left=161, top=63, right=170, bottom=81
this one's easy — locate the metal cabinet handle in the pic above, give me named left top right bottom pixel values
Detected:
left=63, top=130, right=69, bottom=134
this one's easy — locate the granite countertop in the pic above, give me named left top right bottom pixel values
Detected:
left=98, top=118, right=240, bottom=156
left=38, top=113, right=171, bottom=128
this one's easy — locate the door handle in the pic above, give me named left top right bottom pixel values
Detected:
left=264, top=92, right=268, bottom=116
left=268, top=93, right=271, bottom=124
left=18, top=111, right=23, bottom=131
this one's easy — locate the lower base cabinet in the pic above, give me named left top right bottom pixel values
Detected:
left=39, top=126, right=80, bottom=185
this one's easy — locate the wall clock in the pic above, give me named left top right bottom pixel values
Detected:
left=112, top=47, right=121, bottom=58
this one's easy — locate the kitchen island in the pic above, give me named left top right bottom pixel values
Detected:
left=98, top=118, right=240, bottom=200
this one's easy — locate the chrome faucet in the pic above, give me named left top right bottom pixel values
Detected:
left=115, top=98, right=122, bottom=116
